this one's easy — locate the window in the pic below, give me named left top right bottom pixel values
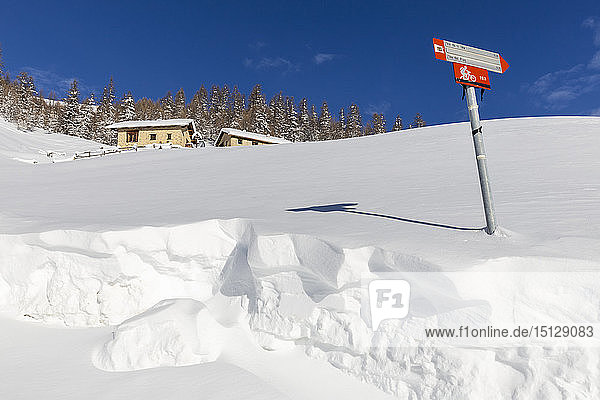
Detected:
left=126, top=131, right=138, bottom=142
left=167, top=133, right=172, bottom=140
left=252, top=141, right=258, bottom=145
left=237, top=138, right=243, bottom=145
left=149, top=133, right=157, bottom=140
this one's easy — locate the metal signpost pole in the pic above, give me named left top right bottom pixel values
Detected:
left=433, top=38, right=508, bottom=235
left=464, top=85, right=497, bottom=234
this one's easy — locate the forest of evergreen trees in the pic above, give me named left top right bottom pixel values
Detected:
left=0, top=45, right=426, bottom=146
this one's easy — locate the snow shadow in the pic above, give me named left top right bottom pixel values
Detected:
left=286, top=203, right=484, bottom=232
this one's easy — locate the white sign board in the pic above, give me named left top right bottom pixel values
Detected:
left=433, top=38, right=509, bottom=73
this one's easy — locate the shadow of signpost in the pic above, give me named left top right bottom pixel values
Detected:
left=286, top=203, right=484, bottom=232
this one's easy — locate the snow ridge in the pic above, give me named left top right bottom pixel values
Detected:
left=1, top=218, right=598, bottom=398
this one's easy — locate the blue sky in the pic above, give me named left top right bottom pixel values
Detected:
left=1, top=0, right=600, bottom=126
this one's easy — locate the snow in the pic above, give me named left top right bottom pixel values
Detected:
left=1, top=116, right=600, bottom=399
left=105, top=118, right=195, bottom=129
left=217, top=127, right=292, bottom=144
left=0, top=316, right=288, bottom=400
left=0, top=119, right=110, bottom=164
left=95, top=299, right=226, bottom=371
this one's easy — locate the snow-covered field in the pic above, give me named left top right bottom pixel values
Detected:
left=1, top=116, right=599, bottom=399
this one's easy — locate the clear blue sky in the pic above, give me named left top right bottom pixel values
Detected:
left=2, top=0, right=600, bottom=126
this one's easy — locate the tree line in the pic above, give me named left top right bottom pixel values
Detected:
left=0, top=46, right=426, bottom=145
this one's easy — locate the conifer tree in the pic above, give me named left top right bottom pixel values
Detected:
left=347, top=103, right=362, bottom=137
left=308, top=104, right=319, bottom=141
left=0, top=79, right=9, bottom=118
left=248, top=84, right=268, bottom=134
left=337, top=107, right=346, bottom=139
left=219, top=84, right=232, bottom=131
left=190, top=86, right=211, bottom=140
left=373, top=113, right=386, bottom=134
left=268, top=92, right=286, bottom=137
left=221, top=85, right=231, bottom=119
left=33, top=91, right=48, bottom=130
left=318, top=101, right=332, bottom=141
left=62, top=79, right=81, bottom=136
left=160, top=91, right=175, bottom=119
left=392, top=115, right=403, bottom=131
left=98, top=76, right=117, bottom=144
left=174, top=88, right=186, bottom=118
left=208, top=85, right=222, bottom=139
left=209, top=85, right=220, bottom=113
left=15, top=72, right=37, bottom=130
left=298, top=98, right=310, bottom=141
left=80, top=93, right=97, bottom=139
left=230, top=86, right=245, bottom=129
left=119, top=91, right=136, bottom=121
left=46, top=91, right=62, bottom=134
left=285, top=96, right=300, bottom=142
left=410, top=113, right=426, bottom=128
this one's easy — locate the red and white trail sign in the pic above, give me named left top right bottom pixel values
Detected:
left=433, top=38, right=509, bottom=74
left=453, top=63, right=491, bottom=90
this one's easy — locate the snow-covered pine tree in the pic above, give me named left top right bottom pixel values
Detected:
left=248, top=84, right=268, bottom=134
left=62, top=79, right=82, bottom=136
left=190, top=86, right=211, bottom=141
left=336, top=107, right=346, bottom=139
left=15, top=72, right=37, bottom=130
left=230, top=86, right=245, bottom=129
left=220, top=84, right=232, bottom=127
left=80, top=93, right=97, bottom=140
left=413, top=113, right=426, bottom=128
left=285, top=96, right=300, bottom=142
left=97, top=77, right=117, bottom=144
left=0, top=76, right=14, bottom=122
left=268, top=92, right=286, bottom=137
left=34, top=91, right=49, bottom=130
left=392, top=115, right=403, bottom=131
left=187, top=91, right=201, bottom=124
left=174, top=88, right=186, bottom=118
left=5, top=81, right=20, bottom=124
left=409, top=113, right=425, bottom=129
left=298, top=98, right=310, bottom=141
left=309, top=104, right=319, bottom=141
left=347, top=103, right=362, bottom=137
left=119, top=91, right=136, bottom=121
left=208, top=85, right=222, bottom=139
left=46, top=91, right=62, bottom=134
left=318, top=101, right=332, bottom=140
left=373, top=113, right=386, bottom=134
left=160, top=91, right=175, bottom=119
left=0, top=79, right=7, bottom=119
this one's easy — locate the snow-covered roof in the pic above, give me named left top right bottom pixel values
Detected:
left=106, top=119, right=195, bottom=129
left=216, top=128, right=291, bottom=145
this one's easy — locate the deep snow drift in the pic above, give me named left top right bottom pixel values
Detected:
left=1, top=116, right=599, bottom=399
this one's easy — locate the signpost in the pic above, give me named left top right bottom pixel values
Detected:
left=453, top=63, right=490, bottom=90
left=433, top=38, right=510, bottom=235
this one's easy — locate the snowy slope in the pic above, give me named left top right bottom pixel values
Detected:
left=2, top=116, right=599, bottom=264
left=1, top=116, right=599, bottom=399
left=0, top=119, right=109, bottom=164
